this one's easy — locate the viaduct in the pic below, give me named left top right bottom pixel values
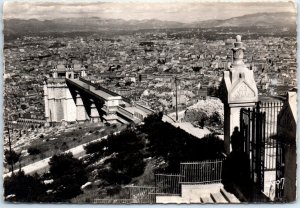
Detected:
left=43, top=64, right=154, bottom=125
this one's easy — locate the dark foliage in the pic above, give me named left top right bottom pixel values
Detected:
left=4, top=149, right=21, bottom=166
left=85, top=129, right=144, bottom=157
left=110, top=151, right=146, bottom=178
left=142, top=113, right=225, bottom=172
left=208, top=111, right=223, bottom=126
left=27, top=147, right=41, bottom=155
left=107, top=185, right=122, bottom=196
left=48, top=153, right=88, bottom=201
left=4, top=171, right=47, bottom=202
left=98, top=168, right=131, bottom=185
left=85, top=129, right=146, bottom=186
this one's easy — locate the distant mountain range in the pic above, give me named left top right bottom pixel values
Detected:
left=191, top=12, right=296, bottom=28
left=4, top=12, right=296, bottom=35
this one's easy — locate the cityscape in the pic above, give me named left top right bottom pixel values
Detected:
left=2, top=1, right=297, bottom=204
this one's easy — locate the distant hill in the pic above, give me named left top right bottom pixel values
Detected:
left=4, top=12, right=296, bottom=36
left=189, top=12, right=296, bottom=28
left=4, top=17, right=185, bottom=36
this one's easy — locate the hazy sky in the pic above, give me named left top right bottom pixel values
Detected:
left=4, top=1, right=296, bottom=23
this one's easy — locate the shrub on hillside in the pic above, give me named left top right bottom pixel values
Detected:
left=110, top=151, right=146, bottom=178
left=27, top=147, right=41, bottom=155
left=142, top=113, right=225, bottom=172
left=4, top=171, right=47, bottom=202
left=85, top=129, right=146, bottom=186
left=98, top=168, right=131, bottom=185
left=84, top=140, right=106, bottom=154
left=47, top=153, right=88, bottom=201
left=84, top=129, right=144, bottom=156
left=4, top=149, right=21, bottom=167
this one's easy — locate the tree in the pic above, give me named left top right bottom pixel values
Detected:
left=85, top=129, right=146, bottom=186
left=4, top=149, right=21, bottom=170
left=4, top=170, right=47, bottom=202
left=48, top=153, right=88, bottom=201
left=141, top=113, right=225, bottom=172
left=27, top=146, right=41, bottom=155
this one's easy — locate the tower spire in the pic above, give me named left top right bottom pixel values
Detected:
left=231, top=35, right=246, bottom=67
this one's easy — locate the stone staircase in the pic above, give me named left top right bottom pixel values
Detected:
left=202, top=188, right=240, bottom=203
left=156, top=184, right=240, bottom=204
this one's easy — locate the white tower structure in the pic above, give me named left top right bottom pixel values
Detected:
left=220, top=35, right=258, bottom=154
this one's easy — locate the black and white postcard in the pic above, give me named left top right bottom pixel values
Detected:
left=2, top=0, right=297, bottom=204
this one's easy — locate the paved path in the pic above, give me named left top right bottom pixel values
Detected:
left=2, top=132, right=120, bottom=178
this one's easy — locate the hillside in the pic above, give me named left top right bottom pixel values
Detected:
left=4, top=12, right=296, bottom=36
left=192, top=12, right=296, bottom=28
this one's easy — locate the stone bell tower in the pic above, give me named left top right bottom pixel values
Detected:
left=220, top=35, right=258, bottom=154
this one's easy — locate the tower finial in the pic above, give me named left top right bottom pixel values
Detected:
left=232, top=35, right=245, bottom=66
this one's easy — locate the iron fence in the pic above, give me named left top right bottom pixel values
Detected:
left=126, top=185, right=156, bottom=203
left=93, top=199, right=134, bottom=204
left=258, top=101, right=283, bottom=170
left=92, top=186, right=155, bottom=204
left=240, top=107, right=266, bottom=192
left=180, top=159, right=224, bottom=184
left=155, top=173, right=182, bottom=195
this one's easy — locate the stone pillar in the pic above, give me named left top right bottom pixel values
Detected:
left=277, top=91, right=297, bottom=202
left=75, top=91, right=86, bottom=123
left=90, top=99, right=101, bottom=123
left=220, top=35, right=258, bottom=154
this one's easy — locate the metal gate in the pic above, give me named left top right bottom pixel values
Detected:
left=258, top=101, right=283, bottom=170
left=240, top=107, right=266, bottom=192
left=275, top=138, right=285, bottom=200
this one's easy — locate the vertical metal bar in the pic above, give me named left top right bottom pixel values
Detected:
left=205, top=161, right=207, bottom=184
left=212, top=160, right=214, bottom=182
left=250, top=109, right=253, bottom=180
left=240, top=108, right=244, bottom=150
left=192, top=162, right=200, bottom=182
left=197, top=162, right=198, bottom=183
left=269, top=102, right=273, bottom=169
left=263, top=111, right=265, bottom=189
left=215, top=160, right=217, bottom=183
left=207, top=161, right=209, bottom=183
left=180, top=164, right=182, bottom=182
left=190, top=163, right=192, bottom=183
left=265, top=102, right=268, bottom=169
left=220, top=160, right=222, bottom=182
left=274, top=101, right=279, bottom=169
left=175, top=77, right=178, bottom=121
left=174, top=175, right=176, bottom=194
left=270, top=102, right=273, bottom=169
left=195, top=162, right=197, bottom=183
left=258, top=111, right=262, bottom=189
left=218, top=160, right=220, bottom=182
left=211, top=161, right=213, bottom=182
left=271, top=102, right=274, bottom=168
left=155, top=174, right=157, bottom=194
left=199, top=162, right=201, bottom=183
left=173, top=175, right=174, bottom=194
left=197, top=163, right=199, bottom=183
left=194, top=162, right=196, bottom=183
left=206, top=161, right=208, bottom=183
